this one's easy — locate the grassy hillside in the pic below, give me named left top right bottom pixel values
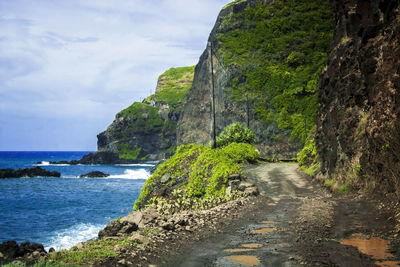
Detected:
left=145, top=66, right=195, bottom=111
left=217, top=0, right=333, bottom=143
left=105, top=66, right=195, bottom=160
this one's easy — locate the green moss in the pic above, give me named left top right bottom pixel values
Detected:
left=118, top=144, right=141, bottom=160
left=133, top=143, right=260, bottom=211
left=217, top=0, right=333, bottom=143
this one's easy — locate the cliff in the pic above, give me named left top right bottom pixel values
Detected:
left=97, top=66, right=195, bottom=161
left=177, top=0, right=333, bottom=160
left=315, top=0, right=400, bottom=195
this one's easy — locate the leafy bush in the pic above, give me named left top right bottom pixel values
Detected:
left=297, top=127, right=320, bottom=176
left=133, top=143, right=260, bottom=211
left=216, top=122, right=256, bottom=147
left=221, top=142, right=260, bottom=163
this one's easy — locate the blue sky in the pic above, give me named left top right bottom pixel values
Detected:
left=0, top=0, right=231, bottom=151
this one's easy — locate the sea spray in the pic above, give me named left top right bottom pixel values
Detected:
left=45, top=223, right=104, bottom=251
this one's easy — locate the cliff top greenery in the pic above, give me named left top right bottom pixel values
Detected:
left=112, top=66, right=194, bottom=160
left=145, top=65, right=195, bottom=107
left=217, top=0, right=333, bottom=143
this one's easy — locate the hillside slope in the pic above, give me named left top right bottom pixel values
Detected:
left=97, top=66, right=195, bottom=161
left=177, top=0, right=333, bottom=160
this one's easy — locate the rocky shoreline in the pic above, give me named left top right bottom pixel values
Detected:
left=0, top=167, right=61, bottom=179
left=0, top=195, right=259, bottom=266
left=46, top=151, right=147, bottom=165
left=67, top=196, right=260, bottom=266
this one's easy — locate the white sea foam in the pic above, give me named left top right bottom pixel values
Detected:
left=45, top=223, right=104, bottom=251
left=36, top=161, right=70, bottom=166
left=110, top=169, right=150, bottom=179
left=116, top=163, right=155, bottom=167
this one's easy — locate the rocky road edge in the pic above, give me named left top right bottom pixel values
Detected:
left=68, top=196, right=260, bottom=267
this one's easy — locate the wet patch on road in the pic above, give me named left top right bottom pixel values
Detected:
left=225, top=255, right=261, bottom=266
left=340, top=233, right=400, bottom=266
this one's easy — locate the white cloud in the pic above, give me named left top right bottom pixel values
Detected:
left=0, top=0, right=231, bottom=150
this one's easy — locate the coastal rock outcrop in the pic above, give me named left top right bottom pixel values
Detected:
left=96, top=66, right=195, bottom=161
left=0, top=167, right=61, bottom=178
left=316, top=0, right=400, bottom=195
left=0, top=240, right=46, bottom=260
left=79, top=171, right=110, bottom=178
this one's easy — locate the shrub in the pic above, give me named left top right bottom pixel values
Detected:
left=216, top=122, right=256, bottom=147
left=297, top=127, right=320, bottom=176
left=133, top=142, right=260, bottom=211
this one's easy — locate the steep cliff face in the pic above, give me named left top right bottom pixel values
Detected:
left=177, top=0, right=333, bottom=160
left=97, top=66, right=195, bottom=161
left=316, top=0, right=400, bottom=194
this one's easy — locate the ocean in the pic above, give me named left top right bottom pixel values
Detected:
left=0, top=151, right=154, bottom=251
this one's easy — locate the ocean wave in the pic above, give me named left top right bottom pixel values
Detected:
left=115, top=163, right=155, bottom=167
left=45, top=223, right=104, bottom=251
left=36, top=161, right=70, bottom=166
left=109, top=169, right=150, bottom=179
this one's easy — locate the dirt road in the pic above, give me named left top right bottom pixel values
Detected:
left=165, top=163, right=400, bottom=267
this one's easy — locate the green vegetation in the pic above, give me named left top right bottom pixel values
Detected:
left=133, top=142, right=260, bottom=211
left=217, top=0, right=333, bottom=143
left=297, top=128, right=320, bottom=176
left=118, top=144, right=141, bottom=160
left=216, top=122, right=256, bottom=147
left=145, top=66, right=195, bottom=110
left=44, top=238, right=136, bottom=266
left=113, top=66, right=195, bottom=160
left=325, top=179, right=334, bottom=188
left=337, top=183, right=349, bottom=194
left=117, top=102, right=163, bottom=132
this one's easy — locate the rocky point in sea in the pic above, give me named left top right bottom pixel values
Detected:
left=0, top=167, right=61, bottom=179
left=79, top=171, right=110, bottom=178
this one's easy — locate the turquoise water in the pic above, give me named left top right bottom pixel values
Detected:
left=0, top=151, right=154, bottom=250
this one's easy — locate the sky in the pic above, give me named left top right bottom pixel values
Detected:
left=0, top=0, right=231, bottom=151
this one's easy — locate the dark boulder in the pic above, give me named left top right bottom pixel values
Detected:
left=0, top=167, right=61, bottom=178
left=0, top=240, right=19, bottom=259
left=79, top=171, right=110, bottom=178
left=0, top=240, right=46, bottom=260
left=18, top=242, right=46, bottom=256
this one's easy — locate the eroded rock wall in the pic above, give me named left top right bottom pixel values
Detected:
left=177, top=0, right=300, bottom=160
left=316, top=0, right=400, bottom=194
